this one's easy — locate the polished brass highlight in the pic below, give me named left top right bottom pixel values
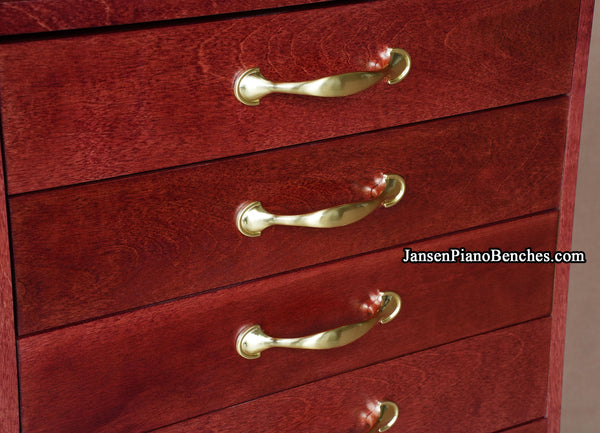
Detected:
left=234, top=48, right=411, bottom=105
left=235, top=291, right=401, bottom=359
left=366, top=401, right=399, bottom=433
left=236, top=173, right=406, bottom=237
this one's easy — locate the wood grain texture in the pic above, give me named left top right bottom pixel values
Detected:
left=548, top=0, right=596, bottom=432
left=151, top=319, right=552, bottom=433
left=0, top=154, right=19, bottom=432
left=18, top=212, right=558, bottom=433
left=498, top=419, right=547, bottom=433
left=10, top=98, right=568, bottom=335
left=0, top=0, right=579, bottom=194
left=0, top=0, right=331, bottom=36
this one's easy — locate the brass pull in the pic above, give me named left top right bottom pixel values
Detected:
left=236, top=174, right=406, bottom=237
left=234, top=48, right=411, bottom=105
left=366, top=401, right=399, bottom=433
left=236, top=291, right=401, bottom=359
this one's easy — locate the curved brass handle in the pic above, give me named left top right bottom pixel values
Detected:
left=236, top=173, right=406, bottom=237
left=234, top=48, right=411, bottom=105
left=366, top=401, right=399, bottom=433
left=236, top=291, right=401, bottom=359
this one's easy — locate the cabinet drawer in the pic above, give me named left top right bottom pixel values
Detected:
left=0, top=0, right=578, bottom=193
left=18, top=212, right=556, bottom=433
left=153, top=319, right=551, bottom=433
left=11, top=98, right=567, bottom=334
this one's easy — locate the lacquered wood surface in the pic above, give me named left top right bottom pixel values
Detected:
left=0, top=154, right=19, bottom=433
left=151, top=319, right=551, bottom=433
left=11, top=98, right=568, bottom=335
left=500, top=420, right=547, bottom=433
left=0, top=0, right=579, bottom=193
left=18, top=212, right=557, bottom=433
left=0, top=0, right=331, bottom=36
left=548, top=0, right=596, bottom=431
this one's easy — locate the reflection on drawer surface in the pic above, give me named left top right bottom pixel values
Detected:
left=19, top=213, right=556, bottom=433
left=0, top=0, right=578, bottom=193
left=11, top=98, right=567, bottom=334
left=153, top=319, right=552, bottom=433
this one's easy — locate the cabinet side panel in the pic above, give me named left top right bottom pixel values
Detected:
left=549, top=0, right=595, bottom=431
left=0, top=154, right=19, bottom=432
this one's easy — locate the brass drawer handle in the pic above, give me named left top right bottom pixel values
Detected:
left=236, top=173, right=406, bottom=237
left=236, top=291, right=401, bottom=359
left=234, top=48, right=411, bottom=105
left=366, top=401, right=399, bottom=433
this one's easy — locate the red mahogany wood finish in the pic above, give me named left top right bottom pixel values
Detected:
left=152, top=319, right=552, bottom=433
left=0, top=157, right=19, bottom=433
left=548, top=0, right=596, bottom=431
left=0, top=0, right=579, bottom=193
left=0, top=0, right=331, bottom=36
left=0, top=0, right=593, bottom=432
left=17, top=213, right=558, bottom=433
left=11, top=98, right=568, bottom=335
left=501, top=420, right=548, bottom=433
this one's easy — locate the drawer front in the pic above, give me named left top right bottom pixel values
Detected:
left=18, top=213, right=556, bottom=433
left=0, top=0, right=578, bottom=193
left=153, top=319, right=552, bottom=433
left=0, top=0, right=331, bottom=36
left=11, top=98, right=567, bottom=334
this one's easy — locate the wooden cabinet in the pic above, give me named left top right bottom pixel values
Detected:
left=18, top=213, right=556, bottom=432
left=154, top=319, right=552, bottom=433
left=0, top=0, right=580, bottom=193
left=0, top=1, right=594, bottom=432
left=11, top=99, right=567, bottom=335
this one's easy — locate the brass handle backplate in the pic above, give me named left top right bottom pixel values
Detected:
left=236, top=291, right=401, bottom=359
left=236, top=173, right=406, bottom=237
left=234, top=48, right=411, bottom=105
left=366, top=401, right=399, bottom=433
